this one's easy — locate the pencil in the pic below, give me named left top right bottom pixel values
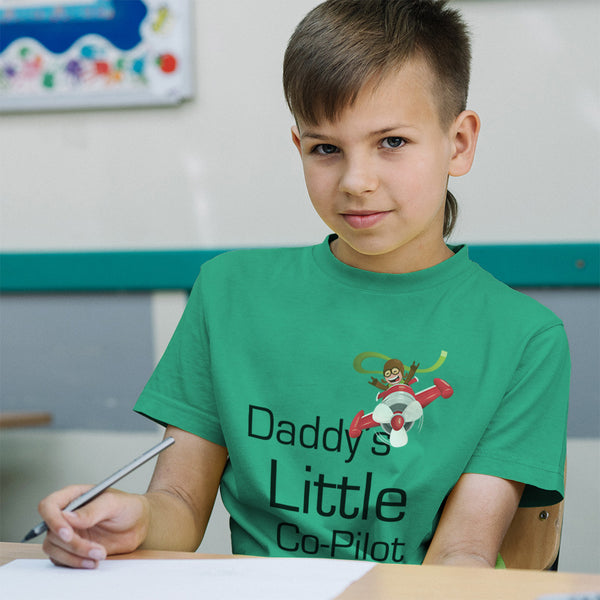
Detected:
left=21, top=436, right=175, bottom=542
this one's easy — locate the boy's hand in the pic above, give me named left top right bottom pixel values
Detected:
left=38, top=427, right=228, bottom=568
left=39, top=485, right=149, bottom=569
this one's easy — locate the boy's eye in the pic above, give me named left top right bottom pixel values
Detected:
left=381, top=137, right=406, bottom=149
left=313, top=143, right=339, bottom=155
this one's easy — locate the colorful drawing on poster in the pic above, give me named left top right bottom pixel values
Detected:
left=0, top=1, right=193, bottom=111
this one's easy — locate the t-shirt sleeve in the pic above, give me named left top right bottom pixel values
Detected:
left=464, top=323, right=569, bottom=507
left=134, top=272, right=226, bottom=447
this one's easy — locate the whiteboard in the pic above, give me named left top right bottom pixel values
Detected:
left=0, top=0, right=597, bottom=251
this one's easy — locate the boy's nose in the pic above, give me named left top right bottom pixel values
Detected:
left=338, top=157, right=379, bottom=197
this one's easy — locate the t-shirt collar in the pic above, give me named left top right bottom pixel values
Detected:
left=311, top=234, right=472, bottom=293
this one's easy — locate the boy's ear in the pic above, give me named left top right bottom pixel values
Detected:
left=448, top=110, right=480, bottom=177
left=291, top=125, right=303, bottom=155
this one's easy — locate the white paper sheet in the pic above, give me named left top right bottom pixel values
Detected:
left=536, top=595, right=600, bottom=600
left=0, top=557, right=374, bottom=600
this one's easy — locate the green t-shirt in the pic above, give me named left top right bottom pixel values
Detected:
left=135, top=237, right=569, bottom=565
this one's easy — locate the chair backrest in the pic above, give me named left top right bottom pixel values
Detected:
left=500, top=462, right=566, bottom=570
left=500, top=499, right=565, bottom=569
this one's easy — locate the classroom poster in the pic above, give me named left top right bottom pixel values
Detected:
left=0, top=0, right=193, bottom=111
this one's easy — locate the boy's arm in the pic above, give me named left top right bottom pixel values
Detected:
left=39, top=426, right=227, bottom=568
left=423, top=473, right=524, bottom=568
left=141, top=425, right=228, bottom=551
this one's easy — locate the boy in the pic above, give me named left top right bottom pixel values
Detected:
left=39, top=0, right=569, bottom=569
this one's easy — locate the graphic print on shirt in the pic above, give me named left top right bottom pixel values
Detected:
left=349, top=351, right=453, bottom=448
left=250, top=348, right=455, bottom=562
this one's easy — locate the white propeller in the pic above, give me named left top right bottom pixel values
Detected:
left=372, top=398, right=423, bottom=447
left=372, top=403, right=393, bottom=424
left=402, top=400, right=423, bottom=422
left=372, top=399, right=423, bottom=425
left=390, top=428, right=409, bottom=448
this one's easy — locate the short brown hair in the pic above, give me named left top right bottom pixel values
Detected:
left=283, top=0, right=472, bottom=237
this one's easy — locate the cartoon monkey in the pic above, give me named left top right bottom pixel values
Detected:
left=369, top=359, right=420, bottom=391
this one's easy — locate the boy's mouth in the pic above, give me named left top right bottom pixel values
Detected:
left=342, top=211, right=389, bottom=229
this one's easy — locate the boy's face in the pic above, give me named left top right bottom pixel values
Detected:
left=292, top=58, right=478, bottom=274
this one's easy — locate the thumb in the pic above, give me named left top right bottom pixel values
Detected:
left=62, top=490, right=129, bottom=532
left=62, top=503, right=106, bottom=531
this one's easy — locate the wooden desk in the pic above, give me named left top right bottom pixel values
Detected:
left=1, top=543, right=599, bottom=599
left=0, top=411, right=52, bottom=429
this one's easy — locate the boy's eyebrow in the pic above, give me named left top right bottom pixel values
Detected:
left=300, top=125, right=415, bottom=140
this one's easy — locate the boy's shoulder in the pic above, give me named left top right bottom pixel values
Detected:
left=467, top=257, right=563, bottom=330
left=198, top=244, right=316, bottom=288
left=205, top=245, right=310, bottom=270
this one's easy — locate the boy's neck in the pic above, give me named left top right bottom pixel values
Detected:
left=330, top=236, right=455, bottom=274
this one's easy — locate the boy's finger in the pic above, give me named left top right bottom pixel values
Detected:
left=38, top=484, right=94, bottom=539
left=45, top=516, right=107, bottom=558
left=42, top=533, right=104, bottom=570
left=44, top=523, right=107, bottom=561
left=61, top=490, right=121, bottom=531
left=39, top=484, right=95, bottom=514
left=63, top=506, right=98, bottom=529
